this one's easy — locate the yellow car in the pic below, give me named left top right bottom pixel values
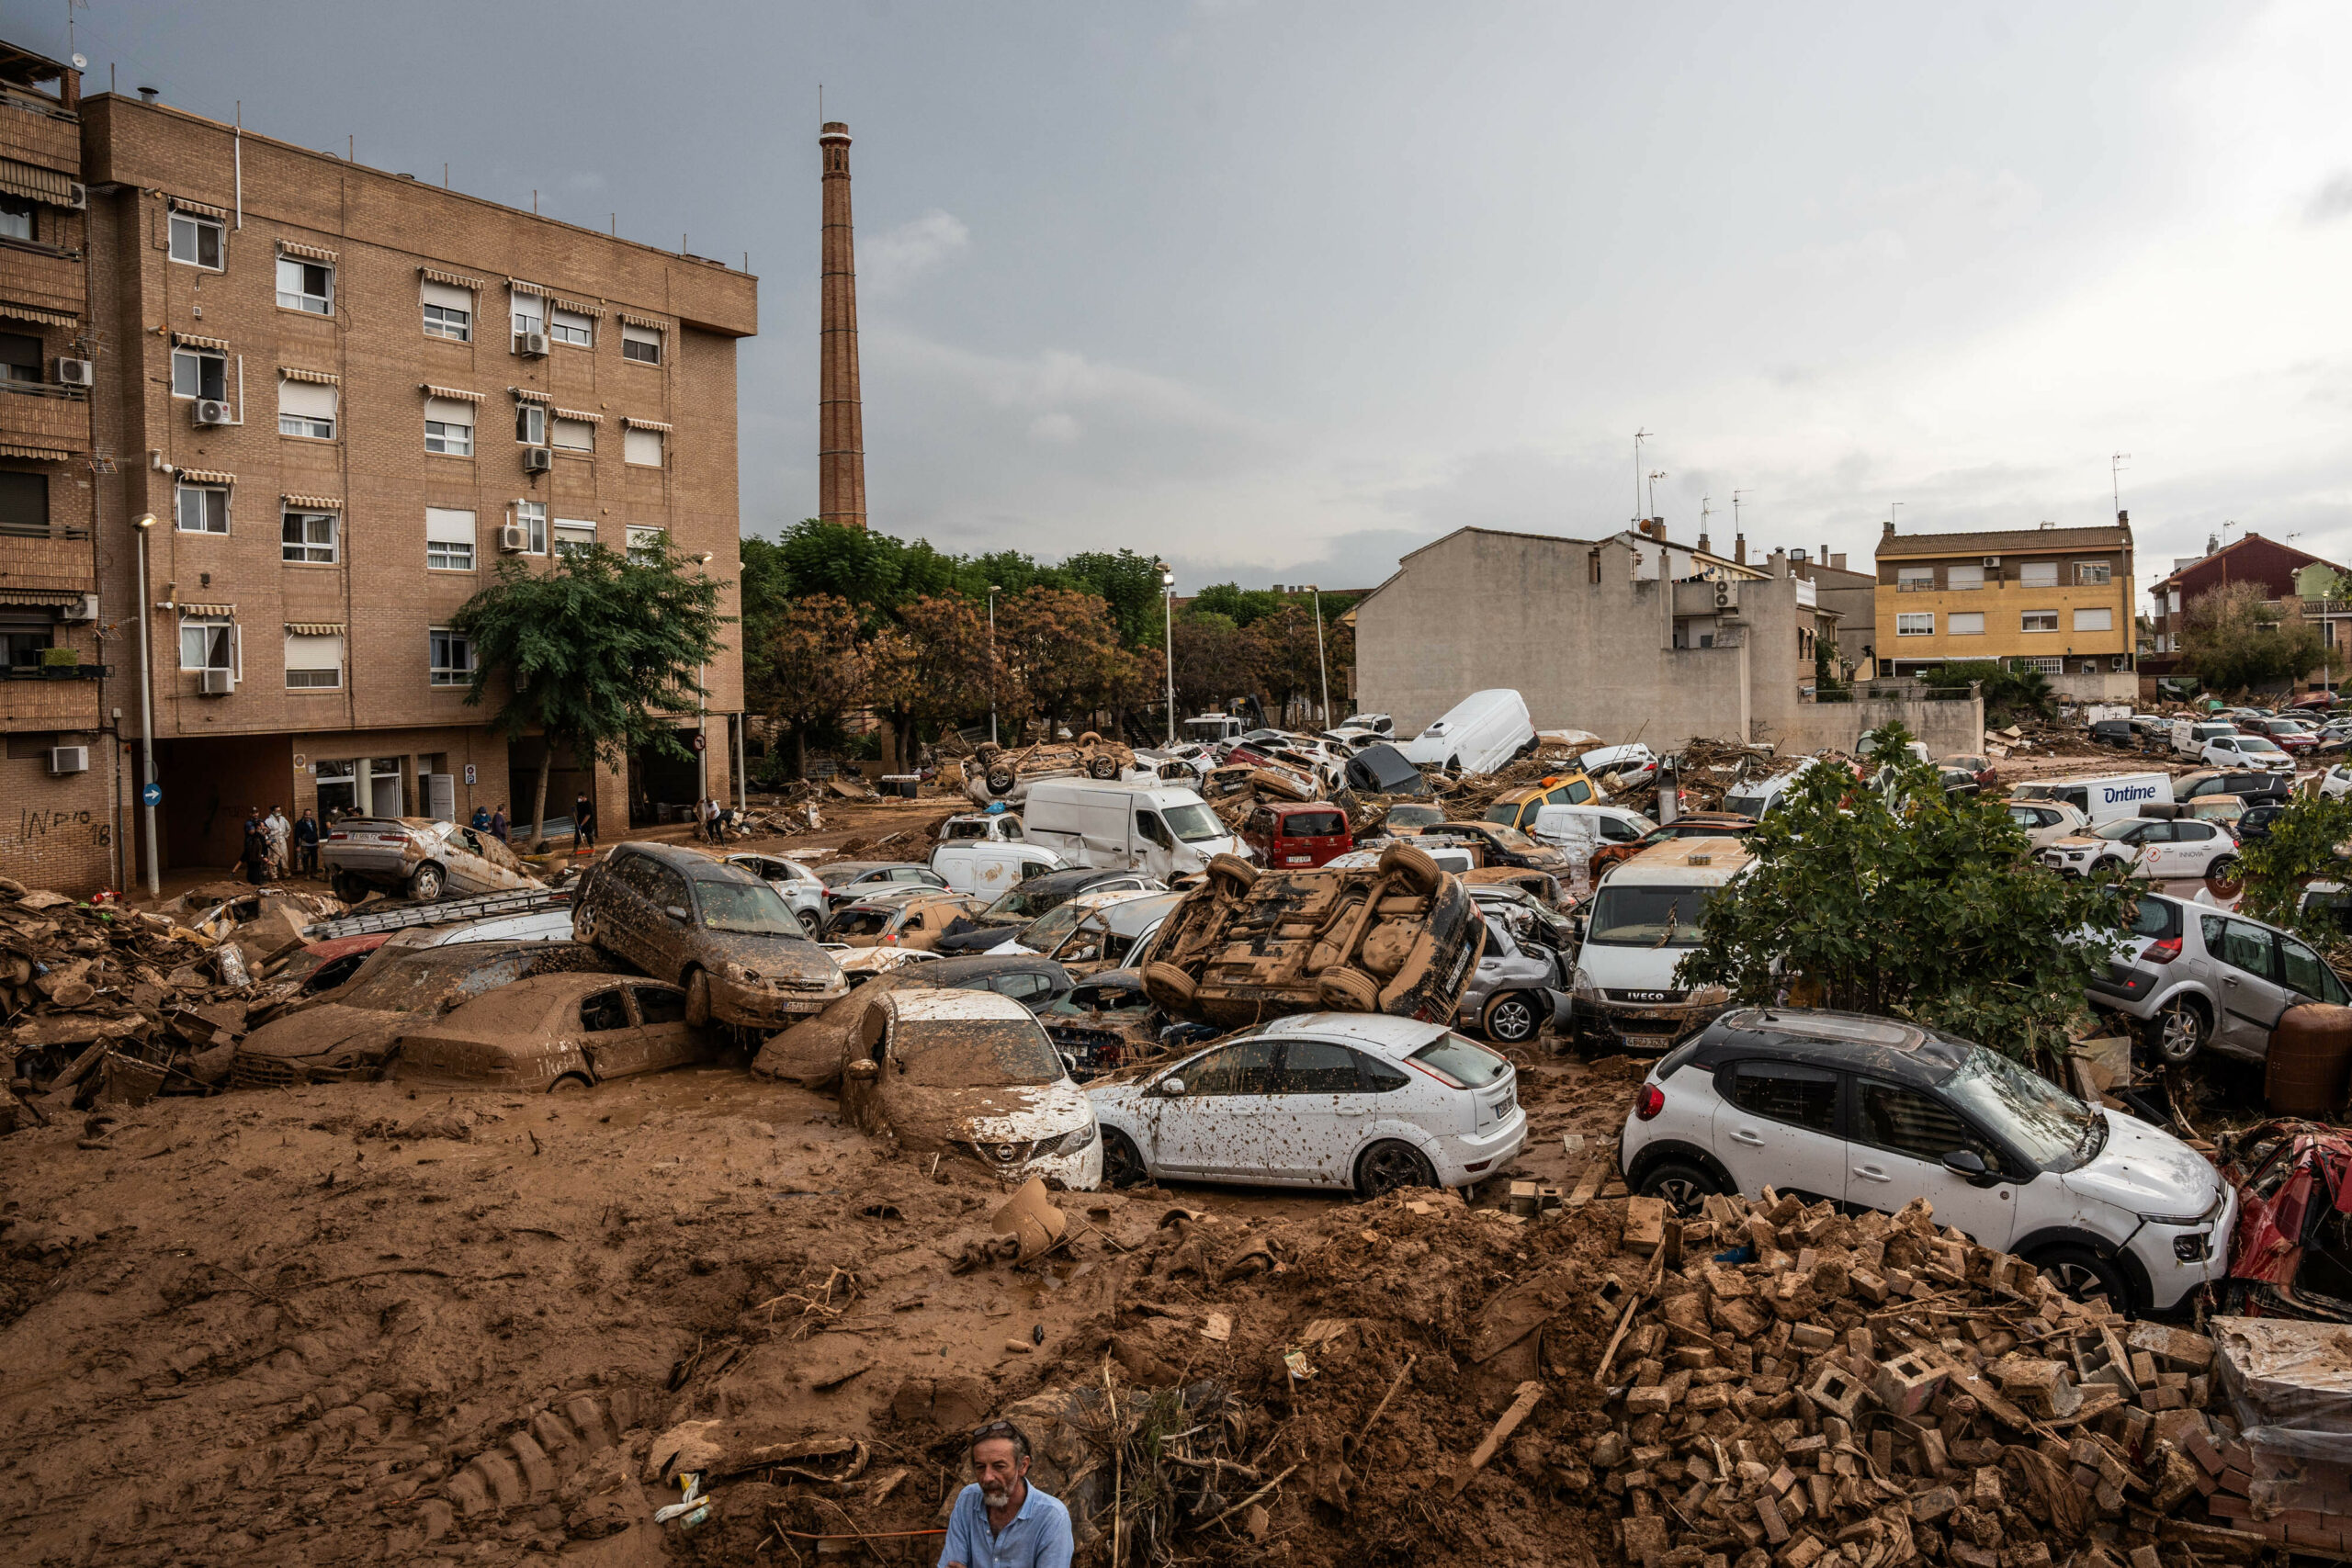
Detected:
left=1481, top=771, right=1605, bottom=832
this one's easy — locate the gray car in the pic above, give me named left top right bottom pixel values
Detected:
left=1456, top=906, right=1571, bottom=1045
left=2086, top=891, right=2352, bottom=1065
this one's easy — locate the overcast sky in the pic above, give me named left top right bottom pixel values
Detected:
left=20, top=2, right=2352, bottom=600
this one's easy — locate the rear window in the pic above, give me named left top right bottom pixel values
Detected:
left=2120, top=894, right=2184, bottom=941
left=1408, top=1034, right=1510, bottom=1088
left=1283, top=810, right=1345, bottom=837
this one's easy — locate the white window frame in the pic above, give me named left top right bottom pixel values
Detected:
left=280, top=508, right=338, bottom=564
left=276, top=255, right=334, bottom=315
left=429, top=627, right=475, bottom=687
left=177, top=616, right=237, bottom=673
left=553, top=518, right=597, bottom=558
left=2073, top=607, right=2115, bottom=633
left=168, top=211, right=222, bottom=269
left=2015, top=655, right=2064, bottom=674
left=170, top=347, right=226, bottom=401
left=422, top=279, right=473, bottom=343
left=548, top=306, right=594, bottom=347
left=2075, top=562, right=2113, bottom=586
left=516, top=499, right=548, bottom=555
left=1896, top=567, right=1933, bottom=591
left=175, top=482, right=229, bottom=535
left=621, top=321, right=662, bottom=365
left=425, top=508, right=477, bottom=571
left=277, top=378, right=336, bottom=441
left=1946, top=612, right=1986, bottom=636
left=2020, top=611, right=2059, bottom=633
left=284, top=631, right=344, bottom=690
left=424, top=398, right=475, bottom=457
left=2019, top=561, right=2060, bottom=588
left=627, top=525, right=667, bottom=564
left=624, top=425, right=664, bottom=468
left=514, top=402, right=546, bottom=445
left=550, top=416, right=594, bottom=454
left=1895, top=613, right=1933, bottom=637
left=512, top=291, right=545, bottom=337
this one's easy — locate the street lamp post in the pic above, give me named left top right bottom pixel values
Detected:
left=987, top=586, right=1001, bottom=746
left=1308, top=584, right=1329, bottom=726
left=1157, top=561, right=1176, bottom=746
left=131, top=511, right=158, bottom=898
left=694, top=552, right=715, bottom=802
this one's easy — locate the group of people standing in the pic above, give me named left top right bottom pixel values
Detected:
left=241, top=805, right=320, bottom=885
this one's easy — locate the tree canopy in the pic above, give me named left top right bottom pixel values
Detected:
left=2180, top=582, right=2324, bottom=694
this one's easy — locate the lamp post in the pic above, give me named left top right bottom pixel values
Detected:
left=131, top=511, right=158, bottom=898
left=986, top=585, right=1001, bottom=746
left=1157, top=561, right=1176, bottom=746
left=1308, top=583, right=1329, bottom=725
left=694, top=551, right=714, bottom=802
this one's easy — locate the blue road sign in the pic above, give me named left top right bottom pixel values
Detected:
left=141, top=782, right=161, bottom=807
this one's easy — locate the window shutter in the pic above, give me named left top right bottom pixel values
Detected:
left=624, top=426, right=663, bottom=467
left=278, top=379, right=336, bottom=419
left=424, top=508, right=475, bottom=545
left=421, top=279, right=472, bottom=310
left=424, top=396, right=474, bottom=426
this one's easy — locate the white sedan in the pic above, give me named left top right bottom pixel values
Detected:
left=2038, top=816, right=2241, bottom=882
left=1086, top=1013, right=1527, bottom=1196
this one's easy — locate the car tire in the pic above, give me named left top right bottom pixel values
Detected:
left=684, top=968, right=713, bottom=1028
left=1101, top=1127, right=1149, bottom=1189
left=1089, top=756, right=1120, bottom=780
left=1377, top=841, right=1443, bottom=895
left=1141, top=962, right=1198, bottom=1010
left=409, top=863, right=445, bottom=902
left=1636, top=1158, right=1721, bottom=1218
left=797, top=908, right=822, bottom=939
left=2146, top=996, right=2211, bottom=1066
left=572, top=904, right=600, bottom=944
left=987, top=768, right=1017, bottom=795
left=330, top=871, right=368, bottom=904
left=1318, top=967, right=1381, bottom=1011
left=2208, top=855, right=2242, bottom=884
left=2030, top=1244, right=2131, bottom=1311
left=1483, top=990, right=1541, bottom=1044
left=1356, top=1139, right=1437, bottom=1198
left=1079, top=731, right=1102, bottom=746
left=548, top=1073, right=594, bottom=1094
left=1206, top=853, right=1258, bottom=897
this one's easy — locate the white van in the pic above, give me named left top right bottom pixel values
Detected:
left=1570, top=838, right=1753, bottom=1054
left=1530, top=804, right=1657, bottom=870
left=2008, top=772, right=2175, bottom=826
left=1397, top=690, right=1536, bottom=775
left=1721, top=756, right=1822, bottom=819
left=929, top=840, right=1066, bottom=896
left=1020, top=779, right=1247, bottom=883
left=2170, top=717, right=2237, bottom=759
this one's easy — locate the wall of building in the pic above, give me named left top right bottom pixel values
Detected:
left=1767, top=694, right=1985, bottom=758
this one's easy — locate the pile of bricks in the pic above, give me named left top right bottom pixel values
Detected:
left=1582, top=1190, right=2257, bottom=1568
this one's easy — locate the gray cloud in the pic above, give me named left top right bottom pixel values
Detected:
left=2310, top=173, right=2352, bottom=223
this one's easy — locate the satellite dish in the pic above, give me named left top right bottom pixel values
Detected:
left=70, top=53, right=85, bottom=69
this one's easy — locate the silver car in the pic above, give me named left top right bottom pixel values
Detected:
left=726, top=852, right=829, bottom=937
left=2086, top=891, right=2352, bottom=1065
left=1456, top=903, right=1571, bottom=1045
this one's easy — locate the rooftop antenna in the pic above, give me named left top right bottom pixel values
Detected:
left=1890, top=502, right=1903, bottom=532
left=1647, top=470, right=1668, bottom=521
left=1732, top=489, right=1749, bottom=535
left=1633, top=429, right=1652, bottom=525
left=1699, top=494, right=1713, bottom=538
left=2110, top=453, right=2131, bottom=520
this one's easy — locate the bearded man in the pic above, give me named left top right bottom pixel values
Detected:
left=938, top=1420, right=1071, bottom=1568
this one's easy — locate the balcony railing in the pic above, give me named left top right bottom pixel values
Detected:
left=5, top=662, right=107, bottom=680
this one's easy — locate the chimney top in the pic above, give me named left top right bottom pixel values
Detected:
left=137, top=85, right=158, bottom=102
left=1882, top=519, right=1896, bottom=536
left=820, top=120, right=851, bottom=142
left=1734, top=534, right=1747, bottom=565
left=1696, top=532, right=1712, bottom=554
left=1830, top=552, right=1847, bottom=570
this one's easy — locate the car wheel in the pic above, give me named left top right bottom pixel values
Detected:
left=975, top=742, right=1001, bottom=765
left=684, top=968, right=713, bottom=1028
left=1089, top=756, right=1120, bottom=780
left=2208, top=855, right=2241, bottom=884
left=1317, top=967, right=1381, bottom=1011
left=409, top=863, right=445, bottom=901
left=2030, top=1244, right=2130, bottom=1311
left=1355, top=1139, right=1436, bottom=1199
left=2146, top=996, right=2210, bottom=1066
left=572, top=904, right=599, bottom=944
left=987, top=768, right=1018, bottom=795
left=1101, top=1128, right=1149, bottom=1189
left=1078, top=731, right=1102, bottom=747
left=1141, top=962, right=1198, bottom=1010
left=330, top=871, right=368, bottom=904
left=1636, top=1158, right=1720, bottom=1218
left=1206, top=853, right=1258, bottom=898
left=548, top=1073, right=594, bottom=1094
left=1483, top=991, right=1541, bottom=1043
left=1377, top=841, right=1443, bottom=895
left=797, top=908, right=822, bottom=939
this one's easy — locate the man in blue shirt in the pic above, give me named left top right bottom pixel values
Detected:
left=940, top=1420, right=1072, bottom=1568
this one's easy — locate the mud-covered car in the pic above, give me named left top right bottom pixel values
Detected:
left=1041, top=969, right=1171, bottom=1078
left=751, top=954, right=1076, bottom=1085
left=839, top=988, right=1102, bottom=1187
left=963, top=733, right=1138, bottom=803
left=572, top=842, right=848, bottom=1029
left=825, top=892, right=989, bottom=949
left=232, top=939, right=618, bottom=1087
left=931, top=869, right=1165, bottom=956
left=2217, top=1120, right=2352, bottom=1319
left=388, top=974, right=717, bottom=1093
left=1420, top=820, right=1571, bottom=876
left=1139, top=844, right=1482, bottom=1027
left=320, top=817, right=546, bottom=903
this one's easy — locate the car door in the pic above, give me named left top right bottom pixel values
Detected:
left=574, top=985, right=646, bottom=1079
left=2170, top=819, right=2226, bottom=876
left=2122, top=819, right=2173, bottom=877
left=615, top=985, right=698, bottom=1076
left=647, top=862, right=697, bottom=976
left=1847, top=1076, right=2019, bottom=1248
left=2202, top=914, right=2295, bottom=1056
left=2279, top=934, right=2352, bottom=1011
left=1140, top=1037, right=1282, bottom=1179
left=1261, top=1037, right=1382, bottom=1183
left=1710, top=1059, right=1848, bottom=1203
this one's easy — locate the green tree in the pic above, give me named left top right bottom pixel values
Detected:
left=2238, top=791, right=2352, bottom=939
left=2181, top=581, right=2325, bottom=694
left=866, top=595, right=1001, bottom=766
left=1674, top=738, right=2120, bottom=1057
left=751, top=594, right=867, bottom=780
left=1061, top=550, right=1169, bottom=646
left=454, top=545, right=727, bottom=843
left=996, top=587, right=1129, bottom=736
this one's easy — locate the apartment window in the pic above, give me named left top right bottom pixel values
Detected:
left=178, top=616, right=236, bottom=672
left=553, top=518, right=597, bottom=558
left=551, top=415, right=594, bottom=453
left=549, top=307, right=594, bottom=347
left=175, top=482, right=229, bottom=535
left=168, top=211, right=223, bottom=269
left=0, top=470, right=46, bottom=536
left=425, top=507, right=476, bottom=570
left=2021, top=610, right=2059, bottom=633
left=284, top=631, right=344, bottom=690
left=424, top=396, right=474, bottom=457
left=1945, top=564, right=1984, bottom=591
left=516, top=499, right=547, bottom=555
left=622, top=321, right=662, bottom=365
left=2073, top=607, right=2114, bottom=633
left=2019, top=560, right=2059, bottom=588
left=2075, top=562, right=2112, bottom=586
left=315, top=759, right=357, bottom=816
left=429, top=627, right=475, bottom=686
left=277, top=378, right=337, bottom=440
left=1896, top=567, right=1933, bottom=591
left=0, top=620, right=50, bottom=665
left=1947, top=612, right=1985, bottom=636
left=0, top=195, right=32, bottom=243
left=1895, top=613, right=1933, bottom=637
left=512, top=291, right=545, bottom=338
left=276, top=256, right=334, bottom=315
left=2167, top=589, right=2182, bottom=614
left=171, top=348, right=227, bottom=401
left=514, top=401, right=545, bottom=444
left=624, top=425, right=664, bottom=468
left=422, top=279, right=473, bottom=342
left=0, top=332, right=40, bottom=383
left=281, top=509, right=337, bottom=563
left=2015, top=656, right=2064, bottom=674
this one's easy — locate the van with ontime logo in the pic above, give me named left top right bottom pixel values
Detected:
left=2007, top=773, right=2174, bottom=828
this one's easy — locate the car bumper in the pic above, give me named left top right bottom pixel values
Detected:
left=2126, top=1185, right=2238, bottom=1313
left=1572, top=999, right=1727, bottom=1054
left=319, top=847, right=411, bottom=877
left=1430, top=1106, right=1528, bottom=1188
left=965, top=1134, right=1103, bottom=1191
left=710, top=976, right=847, bottom=1028
left=2086, top=964, right=2165, bottom=1012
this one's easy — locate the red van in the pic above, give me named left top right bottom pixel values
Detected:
left=1241, top=803, right=1352, bottom=868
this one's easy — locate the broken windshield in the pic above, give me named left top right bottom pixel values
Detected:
left=1163, top=803, right=1226, bottom=843
left=694, top=880, right=805, bottom=937
left=1585, top=886, right=1719, bottom=948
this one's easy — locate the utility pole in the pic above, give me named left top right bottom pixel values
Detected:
left=1633, top=429, right=1651, bottom=525
left=131, top=511, right=158, bottom=898
left=1158, top=561, right=1176, bottom=746
left=1308, top=585, right=1330, bottom=725
left=986, top=586, right=1001, bottom=746
left=2111, top=453, right=2130, bottom=520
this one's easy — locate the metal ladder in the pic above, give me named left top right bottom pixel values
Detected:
left=300, top=886, right=571, bottom=942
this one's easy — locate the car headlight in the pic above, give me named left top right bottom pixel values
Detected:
left=2136, top=1208, right=2211, bottom=1226
left=722, top=962, right=757, bottom=983
left=1572, top=967, right=1599, bottom=998
left=1054, top=1122, right=1098, bottom=1155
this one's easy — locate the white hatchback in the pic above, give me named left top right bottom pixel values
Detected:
left=1087, top=1013, right=1526, bottom=1196
left=2037, top=816, right=2240, bottom=882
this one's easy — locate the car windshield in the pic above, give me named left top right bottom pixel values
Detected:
left=893, top=1018, right=1066, bottom=1087
left=2240, top=737, right=2284, bottom=753
left=1408, top=1034, right=1510, bottom=1087
left=1586, top=885, right=1720, bottom=947
left=1938, top=1045, right=2100, bottom=1172
left=981, top=879, right=1076, bottom=922
left=1480, top=824, right=1539, bottom=851
left=2091, top=820, right=2144, bottom=841
left=338, top=953, right=526, bottom=1013
left=1724, top=793, right=1769, bottom=819
left=695, top=880, right=805, bottom=937
left=1163, top=803, right=1226, bottom=843
left=1386, top=805, right=1443, bottom=829
left=1017, top=899, right=1101, bottom=947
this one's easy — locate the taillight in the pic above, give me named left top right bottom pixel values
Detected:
left=1635, top=1084, right=1665, bottom=1121
left=2145, top=935, right=2182, bottom=964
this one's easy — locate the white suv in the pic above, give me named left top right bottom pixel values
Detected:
left=1618, top=1008, right=2234, bottom=1314
left=2036, top=815, right=2240, bottom=882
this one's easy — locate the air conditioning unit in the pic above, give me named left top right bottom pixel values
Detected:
left=514, top=330, right=549, bottom=357
left=523, top=446, right=553, bottom=473
left=63, top=182, right=85, bottom=210
left=53, top=357, right=92, bottom=388
left=46, top=745, right=86, bottom=776
left=55, top=592, right=96, bottom=622
left=1982, top=556, right=2000, bottom=568
left=193, top=399, right=232, bottom=426
left=1713, top=582, right=1732, bottom=609
left=2111, top=656, right=2129, bottom=672
left=498, top=523, right=529, bottom=552
left=197, top=668, right=235, bottom=696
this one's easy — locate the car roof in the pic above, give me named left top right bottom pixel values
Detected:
left=1057, top=889, right=1159, bottom=915
left=1684, top=1007, right=1967, bottom=1088
left=1023, top=867, right=1139, bottom=894
left=439, top=971, right=664, bottom=1032
left=1610, top=838, right=1754, bottom=885
left=886, top=987, right=1037, bottom=1023
left=922, top=953, right=1070, bottom=983
left=1250, top=1010, right=1454, bottom=1057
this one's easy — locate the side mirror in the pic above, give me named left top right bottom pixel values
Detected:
left=664, top=905, right=691, bottom=923
left=1156, top=1076, right=1186, bottom=1098
left=1940, top=1148, right=1997, bottom=1186
left=846, top=1058, right=879, bottom=1081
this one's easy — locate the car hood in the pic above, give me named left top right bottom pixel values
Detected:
left=2062, top=1112, right=2223, bottom=1219
left=241, top=1003, right=414, bottom=1064
left=886, top=1079, right=1093, bottom=1150
left=697, top=931, right=843, bottom=984
left=2047, top=835, right=2107, bottom=852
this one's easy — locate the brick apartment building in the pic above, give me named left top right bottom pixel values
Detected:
left=1873, top=519, right=2137, bottom=701
left=0, top=77, right=760, bottom=891
left=2140, top=532, right=2352, bottom=685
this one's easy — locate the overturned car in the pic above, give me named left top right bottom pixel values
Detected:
left=1138, top=844, right=1483, bottom=1028
left=963, top=734, right=1139, bottom=804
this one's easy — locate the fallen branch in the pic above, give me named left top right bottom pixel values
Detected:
left=1453, top=1380, right=1545, bottom=1496
left=1197, top=1463, right=1300, bottom=1532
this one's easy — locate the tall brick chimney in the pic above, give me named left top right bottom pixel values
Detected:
left=818, top=122, right=867, bottom=529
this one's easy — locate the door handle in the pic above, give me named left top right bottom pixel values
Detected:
left=1731, top=1129, right=1765, bottom=1146
left=2223, top=976, right=2239, bottom=987
left=1852, top=1166, right=1893, bottom=1183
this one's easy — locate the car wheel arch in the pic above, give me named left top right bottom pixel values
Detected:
left=2014, top=1224, right=2153, bottom=1311
left=1624, top=1138, right=1735, bottom=1198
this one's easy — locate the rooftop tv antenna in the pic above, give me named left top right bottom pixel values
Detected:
left=1732, top=490, right=1749, bottom=534
left=1633, top=429, right=1652, bottom=524
left=1647, top=471, right=1668, bottom=521
left=2111, top=453, right=2131, bottom=519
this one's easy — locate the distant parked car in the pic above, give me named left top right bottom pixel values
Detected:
left=929, top=868, right=1166, bottom=956
left=1420, top=820, right=1571, bottom=875
left=2003, top=799, right=2090, bottom=850
left=1240, top=803, right=1353, bottom=869
left=2037, top=816, right=2240, bottom=882
left=824, top=892, right=989, bottom=948
left=1940, top=754, right=1997, bottom=791
left=2088, top=718, right=2138, bottom=749
left=320, top=817, right=544, bottom=904
left=390, top=974, right=715, bottom=1093
left=814, top=862, right=950, bottom=911
left=1342, top=741, right=1434, bottom=798
left=725, top=852, right=829, bottom=937
left=2201, top=732, right=2295, bottom=773
left=2257, top=718, right=2321, bottom=755
left=2177, top=768, right=2295, bottom=807
left=2086, top=891, right=2352, bottom=1065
